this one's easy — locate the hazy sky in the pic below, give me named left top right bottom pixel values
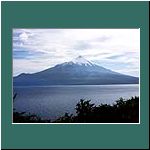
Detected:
left=13, top=29, right=140, bottom=77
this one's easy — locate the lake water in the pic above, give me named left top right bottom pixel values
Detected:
left=13, top=84, right=139, bottom=121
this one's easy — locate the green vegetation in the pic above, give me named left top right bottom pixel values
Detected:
left=13, top=95, right=139, bottom=123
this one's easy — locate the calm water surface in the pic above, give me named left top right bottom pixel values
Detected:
left=13, top=84, right=139, bottom=121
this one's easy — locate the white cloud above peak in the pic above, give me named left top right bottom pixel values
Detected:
left=13, top=29, right=140, bottom=77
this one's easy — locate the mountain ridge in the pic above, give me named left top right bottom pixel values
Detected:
left=14, top=56, right=139, bottom=86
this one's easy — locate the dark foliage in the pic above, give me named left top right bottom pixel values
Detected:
left=13, top=111, right=51, bottom=123
left=54, top=96, right=139, bottom=123
left=13, top=93, right=139, bottom=123
left=13, top=93, right=51, bottom=123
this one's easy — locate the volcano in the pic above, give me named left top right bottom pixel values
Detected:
left=13, top=56, right=139, bottom=85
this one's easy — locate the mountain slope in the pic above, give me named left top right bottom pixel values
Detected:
left=14, top=56, right=139, bottom=85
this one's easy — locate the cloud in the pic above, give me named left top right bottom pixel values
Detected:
left=94, top=36, right=111, bottom=42
left=13, top=49, right=46, bottom=59
left=19, top=32, right=29, bottom=41
left=73, top=41, right=92, bottom=50
left=13, top=29, right=140, bottom=77
left=106, top=54, right=125, bottom=60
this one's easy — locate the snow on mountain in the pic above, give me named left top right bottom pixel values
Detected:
left=14, top=55, right=139, bottom=85
left=62, top=56, right=94, bottom=66
left=71, top=56, right=93, bottom=66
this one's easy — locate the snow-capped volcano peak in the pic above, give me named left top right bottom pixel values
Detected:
left=14, top=56, right=139, bottom=86
left=71, top=56, right=93, bottom=66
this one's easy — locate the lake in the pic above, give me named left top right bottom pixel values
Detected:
left=13, top=84, right=139, bottom=121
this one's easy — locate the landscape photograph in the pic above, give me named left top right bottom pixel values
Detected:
left=13, top=29, right=140, bottom=123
